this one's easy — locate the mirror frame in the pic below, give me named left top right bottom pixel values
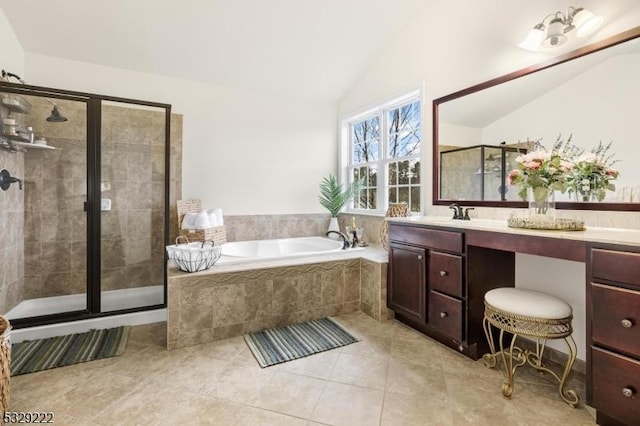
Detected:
left=432, top=26, right=640, bottom=211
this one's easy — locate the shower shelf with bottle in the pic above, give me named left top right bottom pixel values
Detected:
left=0, top=94, right=56, bottom=152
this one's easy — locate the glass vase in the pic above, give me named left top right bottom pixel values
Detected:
left=527, top=187, right=556, bottom=222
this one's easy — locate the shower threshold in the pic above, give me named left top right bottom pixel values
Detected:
left=5, top=285, right=166, bottom=343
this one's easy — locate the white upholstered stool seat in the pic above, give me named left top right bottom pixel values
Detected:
left=482, top=287, right=579, bottom=407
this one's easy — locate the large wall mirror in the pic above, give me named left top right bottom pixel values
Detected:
left=433, top=26, right=640, bottom=211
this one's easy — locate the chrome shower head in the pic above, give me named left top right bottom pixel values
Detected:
left=46, top=105, right=68, bottom=122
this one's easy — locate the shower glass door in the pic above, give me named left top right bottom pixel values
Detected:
left=1, top=91, right=89, bottom=321
left=99, top=100, right=167, bottom=312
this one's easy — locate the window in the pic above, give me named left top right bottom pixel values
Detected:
left=342, top=92, right=421, bottom=214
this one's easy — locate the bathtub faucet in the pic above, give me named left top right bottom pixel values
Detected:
left=325, top=231, right=350, bottom=249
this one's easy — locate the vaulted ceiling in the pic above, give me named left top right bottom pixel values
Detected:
left=0, top=0, right=428, bottom=102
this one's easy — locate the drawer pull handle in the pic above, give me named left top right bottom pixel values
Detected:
left=440, top=312, right=448, bottom=318
left=439, top=270, right=448, bottom=276
left=622, top=387, right=635, bottom=398
left=621, top=319, right=633, bottom=328
left=417, top=255, right=423, bottom=260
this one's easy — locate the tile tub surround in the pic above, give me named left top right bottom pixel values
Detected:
left=167, top=248, right=389, bottom=350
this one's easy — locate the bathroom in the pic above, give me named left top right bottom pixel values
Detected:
left=2, top=1, right=640, bottom=424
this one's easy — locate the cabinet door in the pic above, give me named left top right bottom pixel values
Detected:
left=388, top=243, right=426, bottom=322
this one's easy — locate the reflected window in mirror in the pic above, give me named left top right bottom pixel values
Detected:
left=342, top=89, right=422, bottom=214
left=432, top=26, right=640, bottom=211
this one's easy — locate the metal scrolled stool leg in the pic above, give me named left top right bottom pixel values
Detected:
left=482, top=288, right=579, bottom=407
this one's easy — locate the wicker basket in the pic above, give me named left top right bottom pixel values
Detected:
left=0, top=315, right=10, bottom=418
left=177, top=199, right=227, bottom=244
left=167, top=238, right=222, bottom=272
left=379, top=203, right=410, bottom=250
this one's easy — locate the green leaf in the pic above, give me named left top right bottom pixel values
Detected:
left=318, top=174, right=364, bottom=217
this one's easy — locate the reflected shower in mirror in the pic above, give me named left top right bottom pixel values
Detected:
left=434, top=26, right=640, bottom=210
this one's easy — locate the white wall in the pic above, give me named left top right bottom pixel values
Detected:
left=23, top=53, right=337, bottom=215
left=0, top=6, right=23, bottom=77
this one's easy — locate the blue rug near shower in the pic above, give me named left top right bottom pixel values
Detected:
left=10, top=326, right=130, bottom=376
left=244, top=317, right=359, bottom=368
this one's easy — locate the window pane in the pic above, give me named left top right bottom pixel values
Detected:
left=368, top=188, right=377, bottom=209
left=398, top=187, right=409, bottom=204
left=410, top=187, right=420, bottom=212
left=388, top=162, right=397, bottom=185
left=369, top=165, right=377, bottom=186
left=388, top=101, right=420, bottom=158
left=359, top=166, right=368, bottom=185
left=398, top=160, right=410, bottom=184
left=389, top=187, right=397, bottom=203
left=410, top=160, right=420, bottom=181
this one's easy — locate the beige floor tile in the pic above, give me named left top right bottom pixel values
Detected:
left=329, top=353, right=389, bottom=390
left=49, top=372, right=144, bottom=420
left=270, top=350, right=340, bottom=380
left=148, top=351, right=230, bottom=394
left=235, top=406, right=308, bottom=425
left=390, top=336, right=444, bottom=369
left=201, top=363, right=274, bottom=404
left=156, top=394, right=245, bottom=426
left=184, top=335, right=247, bottom=361
left=339, top=335, right=393, bottom=359
left=385, top=361, right=448, bottom=401
left=380, top=391, right=453, bottom=426
left=311, top=381, right=384, bottom=426
left=251, top=371, right=327, bottom=418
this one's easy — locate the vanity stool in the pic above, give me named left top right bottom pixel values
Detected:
left=482, top=288, right=579, bottom=407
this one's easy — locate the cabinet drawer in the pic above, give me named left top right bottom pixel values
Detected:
left=592, top=347, right=640, bottom=426
left=591, top=283, right=640, bottom=355
left=389, top=224, right=463, bottom=253
left=592, top=248, right=640, bottom=287
left=428, top=290, right=463, bottom=341
left=429, top=251, right=463, bottom=297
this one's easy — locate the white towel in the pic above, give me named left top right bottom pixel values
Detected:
left=214, top=208, right=224, bottom=226
left=194, top=211, right=210, bottom=228
left=206, top=208, right=224, bottom=227
left=181, top=212, right=198, bottom=230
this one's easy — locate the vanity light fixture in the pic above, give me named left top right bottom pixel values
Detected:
left=519, top=6, right=603, bottom=51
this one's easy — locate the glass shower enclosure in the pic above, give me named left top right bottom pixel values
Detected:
left=440, top=144, right=524, bottom=201
left=0, top=81, right=170, bottom=328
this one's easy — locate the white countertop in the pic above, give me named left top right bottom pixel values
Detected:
left=388, top=216, right=640, bottom=247
left=169, top=246, right=388, bottom=277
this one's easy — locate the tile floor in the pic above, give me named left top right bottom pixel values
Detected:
left=11, top=312, right=597, bottom=425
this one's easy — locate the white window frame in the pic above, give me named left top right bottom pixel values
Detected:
left=339, top=88, right=423, bottom=215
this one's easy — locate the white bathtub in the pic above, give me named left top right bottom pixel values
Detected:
left=220, top=236, right=345, bottom=261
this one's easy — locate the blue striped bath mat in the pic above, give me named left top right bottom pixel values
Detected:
left=244, top=318, right=359, bottom=367
left=10, top=326, right=130, bottom=376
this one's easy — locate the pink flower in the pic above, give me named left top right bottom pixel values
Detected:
left=508, top=169, right=521, bottom=185
left=523, top=161, right=541, bottom=169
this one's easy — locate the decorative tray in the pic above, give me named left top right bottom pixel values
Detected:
left=507, top=216, right=585, bottom=231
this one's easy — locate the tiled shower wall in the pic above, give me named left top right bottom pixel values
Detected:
left=0, top=148, right=25, bottom=312
left=23, top=98, right=88, bottom=298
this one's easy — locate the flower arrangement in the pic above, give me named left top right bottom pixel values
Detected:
left=507, top=136, right=576, bottom=213
left=508, top=135, right=620, bottom=207
left=565, top=142, right=619, bottom=201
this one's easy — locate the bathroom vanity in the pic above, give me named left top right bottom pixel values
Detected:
left=387, top=217, right=640, bottom=426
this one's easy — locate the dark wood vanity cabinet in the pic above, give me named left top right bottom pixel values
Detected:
left=387, top=222, right=514, bottom=360
left=388, top=243, right=426, bottom=322
left=588, top=245, right=640, bottom=426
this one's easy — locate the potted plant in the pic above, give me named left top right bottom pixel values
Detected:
left=318, top=174, right=363, bottom=237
